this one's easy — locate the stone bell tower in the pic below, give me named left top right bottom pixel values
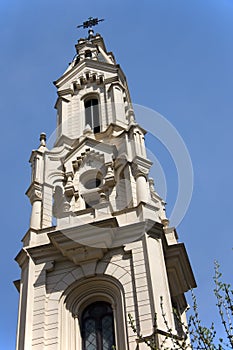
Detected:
left=15, top=19, right=196, bottom=350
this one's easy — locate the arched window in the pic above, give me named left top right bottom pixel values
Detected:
left=85, top=98, right=100, bottom=133
left=60, top=277, right=127, bottom=350
left=85, top=50, right=92, bottom=58
left=81, top=301, right=115, bottom=350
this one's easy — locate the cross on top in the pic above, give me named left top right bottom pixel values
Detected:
left=77, top=17, right=104, bottom=30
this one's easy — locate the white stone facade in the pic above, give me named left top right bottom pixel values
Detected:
left=15, top=31, right=196, bottom=350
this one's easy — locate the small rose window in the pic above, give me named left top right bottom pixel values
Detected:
left=80, top=170, right=102, bottom=190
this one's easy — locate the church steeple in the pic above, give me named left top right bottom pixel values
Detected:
left=54, top=22, right=132, bottom=146
left=15, top=22, right=196, bottom=350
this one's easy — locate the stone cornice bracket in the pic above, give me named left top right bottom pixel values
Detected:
left=78, top=72, right=105, bottom=87
left=26, top=181, right=42, bottom=205
left=72, top=159, right=80, bottom=172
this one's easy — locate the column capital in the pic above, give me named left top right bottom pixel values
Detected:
left=26, top=182, right=42, bottom=204
left=132, top=163, right=148, bottom=180
left=132, top=155, right=152, bottom=179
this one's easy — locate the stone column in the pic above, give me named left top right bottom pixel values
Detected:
left=31, top=201, right=42, bottom=229
left=132, top=157, right=152, bottom=205
left=136, top=172, right=148, bottom=204
left=26, top=183, right=42, bottom=230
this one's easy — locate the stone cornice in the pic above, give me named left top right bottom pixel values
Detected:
left=57, top=88, right=74, bottom=97
left=97, top=123, right=127, bottom=138
left=103, top=75, right=120, bottom=85
left=13, top=280, right=20, bottom=292
left=54, top=60, right=120, bottom=89
left=26, top=243, right=63, bottom=264
left=48, top=218, right=119, bottom=266
left=28, top=148, right=45, bottom=164
left=131, top=155, right=153, bottom=179
left=15, top=248, right=29, bottom=268
left=165, top=243, right=197, bottom=295
left=21, top=227, right=38, bottom=246
left=146, top=219, right=164, bottom=238
left=21, top=225, right=56, bottom=246
left=49, top=231, right=108, bottom=266
left=133, top=155, right=153, bottom=169
left=107, top=80, right=126, bottom=93
left=53, top=135, right=74, bottom=149
left=127, top=122, right=147, bottom=136
left=49, top=217, right=158, bottom=252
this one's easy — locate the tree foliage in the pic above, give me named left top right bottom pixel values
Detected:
left=128, top=261, right=233, bottom=349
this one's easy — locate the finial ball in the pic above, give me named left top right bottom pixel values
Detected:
left=40, top=132, right=46, bottom=142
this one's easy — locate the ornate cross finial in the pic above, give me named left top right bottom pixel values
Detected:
left=77, top=17, right=104, bottom=29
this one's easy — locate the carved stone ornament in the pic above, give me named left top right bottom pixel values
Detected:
left=64, top=173, right=75, bottom=197
left=49, top=229, right=107, bottom=266
left=63, top=201, right=71, bottom=212
left=26, top=182, right=43, bottom=204
left=64, top=185, right=75, bottom=197
left=104, top=162, right=115, bottom=187
left=131, top=163, right=148, bottom=180
left=34, top=190, right=42, bottom=200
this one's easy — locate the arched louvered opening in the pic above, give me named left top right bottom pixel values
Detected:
left=84, top=98, right=100, bottom=133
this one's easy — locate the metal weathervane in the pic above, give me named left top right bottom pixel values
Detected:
left=77, top=17, right=104, bottom=30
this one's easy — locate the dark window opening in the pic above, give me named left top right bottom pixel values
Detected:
left=81, top=301, right=115, bottom=350
left=85, top=178, right=101, bottom=189
left=85, top=98, right=100, bottom=133
left=85, top=50, right=92, bottom=58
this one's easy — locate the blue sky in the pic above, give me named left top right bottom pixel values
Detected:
left=1, top=0, right=233, bottom=348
